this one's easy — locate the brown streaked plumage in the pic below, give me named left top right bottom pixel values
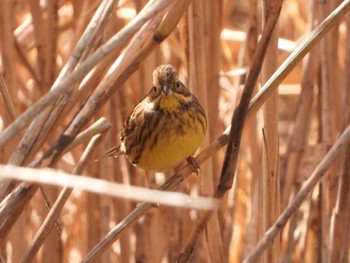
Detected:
left=101, top=64, right=207, bottom=172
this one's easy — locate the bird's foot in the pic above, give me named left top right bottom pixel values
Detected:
left=186, top=156, right=200, bottom=175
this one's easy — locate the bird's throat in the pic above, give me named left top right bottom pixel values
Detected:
left=160, top=95, right=181, bottom=111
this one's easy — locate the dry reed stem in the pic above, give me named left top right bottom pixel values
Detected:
left=0, top=183, right=38, bottom=246
left=178, top=2, right=283, bottom=262
left=182, top=0, right=350, bottom=260
left=74, top=1, right=350, bottom=260
left=0, top=0, right=119, bottom=196
left=280, top=50, right=319, bottom=206
left=240, top=0, right=260, bottom=258
left=20, top=131, right=108, bottom=263
left=80, top=129, right=229, bottom=263
left=281, top=46, right=319, bottom=262
left=109, top=93, right=133, bottom=262
left=0, top=0, right=173, bottom=148
left=64, top=118, right=112, bottom=154
left=280, top=1, right=320, bottom=256
left=319, top=0, right=338, bottom=260
left=0, top=1, right=17, bottom=114
left=261, top=1, right=280, bottom=261
left=0, top=117, right=107, bottom=246
left=29, top=0, right=46, bottom=84
left=328, top=12, right=350, bottom=259
left=189, top=1, right=223, bottom=262
left=14, top=39, right=41, bottom=85
left=0, top=0, right=173, bottom=232
left=245, top=1, right=350, bottom=259
left=216, top=1, right=282, bottom=196
left=248, top=0, right=350, bottom=119
left=0, top=166, right=218, bottom=208
left=0, top=74, right=18, bottom=123
left=33, top=1, right=175, bottom=168
left=19, top=0, right=120, bottom=168
left=0, top=0, right=191, bottom=250
left=203, top=10, right=224, bottom=259
left=243, top=123, right=350, bottom=263
left=1, top=1, right=350, bottom=261
left=1, top=116, right=110, bottom=218
left=328, top=140, right=350, bottom=262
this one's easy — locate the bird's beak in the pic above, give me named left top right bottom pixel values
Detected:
left=162, top=85, right=172, bottom=96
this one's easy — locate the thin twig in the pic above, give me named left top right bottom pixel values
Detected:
left=243, top=124, right=350, bottom=263
left=0, top=0, right=173, bottom=148
left=74, top=1, right=350, bottom=261
left=19, top=131, right=109, bottom=263
left=178, top=3, right=283, bottom=262
left=0, top=74, right=18, bottom=124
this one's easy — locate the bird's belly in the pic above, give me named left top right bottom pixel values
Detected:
left=137, top=124, right=205, bottom=172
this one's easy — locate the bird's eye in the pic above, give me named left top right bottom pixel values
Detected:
left=176, top=81, right=181, bottom=88
left=152, top=86, right=157, bottom=93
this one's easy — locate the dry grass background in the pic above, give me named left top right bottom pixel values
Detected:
left=0, top=0, right=350, bottom=262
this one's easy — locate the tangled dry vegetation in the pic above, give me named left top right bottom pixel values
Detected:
left=0, top=0, right=350, bottom=262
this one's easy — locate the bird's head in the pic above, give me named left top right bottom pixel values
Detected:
left=147, top=65, right=192, bottom=111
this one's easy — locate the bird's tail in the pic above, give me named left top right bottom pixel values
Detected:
left=97, top=146, right=123, bottom=160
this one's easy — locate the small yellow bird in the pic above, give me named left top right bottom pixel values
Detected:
left=102, top=64, right=207, bottom=172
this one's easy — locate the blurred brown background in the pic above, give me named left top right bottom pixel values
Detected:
left=0, top=0, right=349, bottom=262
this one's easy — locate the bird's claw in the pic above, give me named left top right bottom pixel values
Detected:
left=186, top=156, right=200, bottom=175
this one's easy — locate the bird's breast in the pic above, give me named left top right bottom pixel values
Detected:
left=130, top=109, right=205, bottom=172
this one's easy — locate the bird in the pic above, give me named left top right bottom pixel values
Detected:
left=101, top=64, right=207, bottom=172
